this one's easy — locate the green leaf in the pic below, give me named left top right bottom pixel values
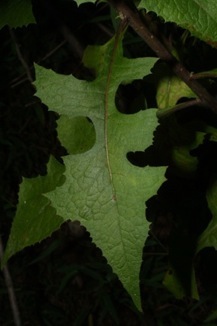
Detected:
left=204, top=308, right=217, bottom=323
left=163, top=264, right=199, bottom=300
left=76, top=0, right=97, bottom=5
left=34, top=33, right=166, bottom=310
left=197, top=179, right=217, bottom=252
left=139, top=0, right=217, bottom=46
left=0, top=0, right=35, bottom=29
left=156, top=64, right=195, bottom=110
left=151, top=61, right=205, bottom=175
left=163, top=267, right=186, bottom=299
left=153, top=115, right=205, bottom=176
left=2, top=157, right=65, bottom=266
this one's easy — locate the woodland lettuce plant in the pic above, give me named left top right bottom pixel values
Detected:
left=1, top=0, right=217, bottom=313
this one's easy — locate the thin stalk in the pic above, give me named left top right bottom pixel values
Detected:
left=0, top=237, right=22, bottom=326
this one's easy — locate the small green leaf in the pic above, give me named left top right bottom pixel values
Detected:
left=197, top=179, right=217, bottom=252
left=76, top=0, right=97, bottom=5
left=139, top=0, right=217, bottom=46
left=156, top=64, right=195, bottom=110
left=154, top=115, right=205, bottom=176
left=163, top=265, right=199, bottom=300
left=163, top=267, right=185, bottom=299
left=0, top=0, right=35, bottom=29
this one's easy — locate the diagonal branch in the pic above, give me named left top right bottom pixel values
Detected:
left=9, top=28, right=33, bottom=83
left=107, top=0, right=217, bottom=115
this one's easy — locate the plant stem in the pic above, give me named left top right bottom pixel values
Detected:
left=0, top=237, right=22, bottom=326
left=107, top=0, right=217, bottom=114
left=9, top=28, right=33, bottom=83
left=157, top=98, right=202, bottom=118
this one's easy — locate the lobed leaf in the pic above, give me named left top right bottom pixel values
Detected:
left=33, top=33, right=166, bottom=310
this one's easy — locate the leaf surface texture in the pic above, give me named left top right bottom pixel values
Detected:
left=140, top=0, right=217, bottom=46
left=4, top=33, right=166, bottom=309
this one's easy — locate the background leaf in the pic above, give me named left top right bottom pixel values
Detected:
left=139, top=0, right=217, bottom=46
left=156, top=64, right=196, bottom=110
left=76, top=0, right=97, bottom=5
left=197, top=179, right=217, bottom=252
left=2, top=157, right=65, bottom=265
left=163, top=263, right=199, bottom=300
left=0, top=0, right=35, bottom=29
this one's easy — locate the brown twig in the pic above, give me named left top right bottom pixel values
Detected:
left=9, top=28, right=33, bottom=83
left=107, top=0, right=217, bottom=114
left=0, top=237, right=22, bottom=326
left=10, top=40, right=67, bottom=89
